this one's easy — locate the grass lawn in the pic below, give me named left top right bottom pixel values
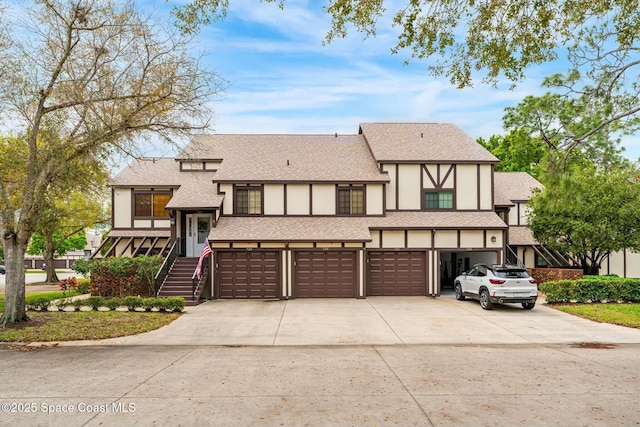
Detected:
left=0, top=311, right=180, bottom=342
left=1, top=292, right=181, bottom=343
left=552, top=303, right=640, bottom=329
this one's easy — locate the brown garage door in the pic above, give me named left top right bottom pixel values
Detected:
left=217, top=251, right=280, bottom=299
left=367, top=251, right=426, bottom=296
left=295, top=251, right=357, bottom=298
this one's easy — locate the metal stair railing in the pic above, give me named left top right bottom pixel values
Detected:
left=153, top=239, right=181, bottom=297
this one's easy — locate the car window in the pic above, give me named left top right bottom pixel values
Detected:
left=494, top=269, right=529, bottom=279
left=477, top=266, right=487, bottom=277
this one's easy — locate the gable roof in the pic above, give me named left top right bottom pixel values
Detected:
left=494, top=172, right=543, bottom=205
left=112, top=158, right=185, bottom=187
left=359, top=123, right=499, bottom=163
left=177, top=134, right=389, bottom=183
left=112, top=158, right=223, bottom=209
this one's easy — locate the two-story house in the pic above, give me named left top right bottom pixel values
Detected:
left=105, top=123, right=513, bottom=302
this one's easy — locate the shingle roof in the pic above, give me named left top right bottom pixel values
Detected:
left=508, top=226, right=537, bottom=245
left=112, top=158, right=222, bottom=209
left=108, top=229, right=170, bottom=238
left=494, top=172, right=544, bottom=205
left=177, top=134, right=389, bottom=183
left=208, top=216, right=373, bottom=242
left=208, top=211, right=507, bottom=242
left=359, top=123, right=499, bottom=163
left=368, top=211, right=507, bottom=229
left=112, top=158, right=188, bottom=187
left=165, top=176, right=223, bottom=209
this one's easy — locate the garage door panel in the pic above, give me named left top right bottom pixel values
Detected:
left=295, top=251, right=357, bottom=298
left=218, top=251, right=280, bottom=299
left=368, top=251, right=426, bottom=296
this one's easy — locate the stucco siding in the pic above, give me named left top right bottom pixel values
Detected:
left=133, top=219, right=152, bottom=228
left=287, top=184, right=310, bottom=215
left=113, top=188, right=132, bottom=228
left=220, top=184, right=233, bottom=215
left=264, top=184, right=285, bottom=215
left=366, top=230, right=381, bottom=248
left=381, top=230, right=405, bottom=248
left=383, top=164, right=397, bottom=210
left=456, top=165, right=477, bottom=210
left=459, top=230, right=484, bottom=248
left=312, top=184, right=335, bottom=215
left=479, top=165, right=492, bottom=209
left=366, top=184, right=384, bottom=215
left=407, top=230, right=431, bottom=248
left=434, top=230, right=458, bottom=248
left=398, top=164, right=421, bottom=210
left=520, top=202, right=532, bottom=225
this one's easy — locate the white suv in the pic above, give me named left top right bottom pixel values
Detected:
left=454, top=264, right=538, bottom=310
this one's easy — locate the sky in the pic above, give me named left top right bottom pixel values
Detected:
left=174, top=0, right=548, bottom=140
left=162, top=0, right=640, bottom=161
left=5, top=0, right=640, bottom=162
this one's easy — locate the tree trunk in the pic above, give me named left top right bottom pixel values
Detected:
left=44, top=237, right=59, bottom=283
left=582, top=264, right=600, bottom=276
left=1, top=233, right=29, bottom=325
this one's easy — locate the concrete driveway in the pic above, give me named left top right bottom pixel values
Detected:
left=90, top=295, right=640, bottom=347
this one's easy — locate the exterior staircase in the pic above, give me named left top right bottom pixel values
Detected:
left=157, top=257, right=203, bottom=306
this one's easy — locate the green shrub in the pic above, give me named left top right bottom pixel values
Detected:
left=85, top=296, right=105, bottom=311
left=55, top=298, right=73, bottom=311
left=541, top=277, right=640, bottom=303
left=123, top=296, right=143, bottom=311
left=73, top=299, right=85, bottom=311
left=27, top=296, right=51, bottom=311
left=76, top=278, right=91, bottom=294
left=141, top=298, right=157, bottom=312
left=73, top=258, right=91, bottom=277
left=539, top=280, right=575, bottom=303
left=163, top=297, right=185, bottom=312
left=104, top=298, right=122, bottom=311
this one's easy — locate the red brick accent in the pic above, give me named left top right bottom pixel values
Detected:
left=529, top=268, right=583, bottom=284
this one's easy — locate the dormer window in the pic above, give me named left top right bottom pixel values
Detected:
left=235, top=186, right=262, bottom=215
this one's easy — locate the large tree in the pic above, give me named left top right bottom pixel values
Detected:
left=0, top=0, right=222, bottom=325
left=27, top=189, right=109, bottom=283
left=172, top=1, right=640, bottom=88
left=29, top=147, right=109, bottom=283
left=477, top=129, right=546, bottom=180
left=528, top=164, right=640, bottom=275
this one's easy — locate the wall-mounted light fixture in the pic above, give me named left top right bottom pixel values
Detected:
left=490, top=236, right=497, bottom=243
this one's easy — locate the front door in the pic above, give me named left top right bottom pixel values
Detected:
left=186, top=214, right=211, bottom=257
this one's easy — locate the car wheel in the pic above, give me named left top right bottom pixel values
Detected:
left=479, top=289, right=493, bottom=310
left=522, top=302, right=535, bottom=310
left=454, top=283, right=465, bottom=300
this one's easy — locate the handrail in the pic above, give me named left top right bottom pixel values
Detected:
left=506, top=245, right=526, bottom=268
left=153, top=238, right=180, bottom=297
left=191, top=253, right=210, bottom=302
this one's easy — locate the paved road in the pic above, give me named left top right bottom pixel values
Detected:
left=1, top=297, right=639, bottom=426
left=1, top=343, right=639, bottom=426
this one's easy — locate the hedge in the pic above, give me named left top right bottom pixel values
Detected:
left=34, top=296, right=185, bottom=312
left=540, top=277, right=640, bottom=303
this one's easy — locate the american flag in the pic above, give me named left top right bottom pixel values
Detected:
left=195, top=240, right=212, bottom=279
